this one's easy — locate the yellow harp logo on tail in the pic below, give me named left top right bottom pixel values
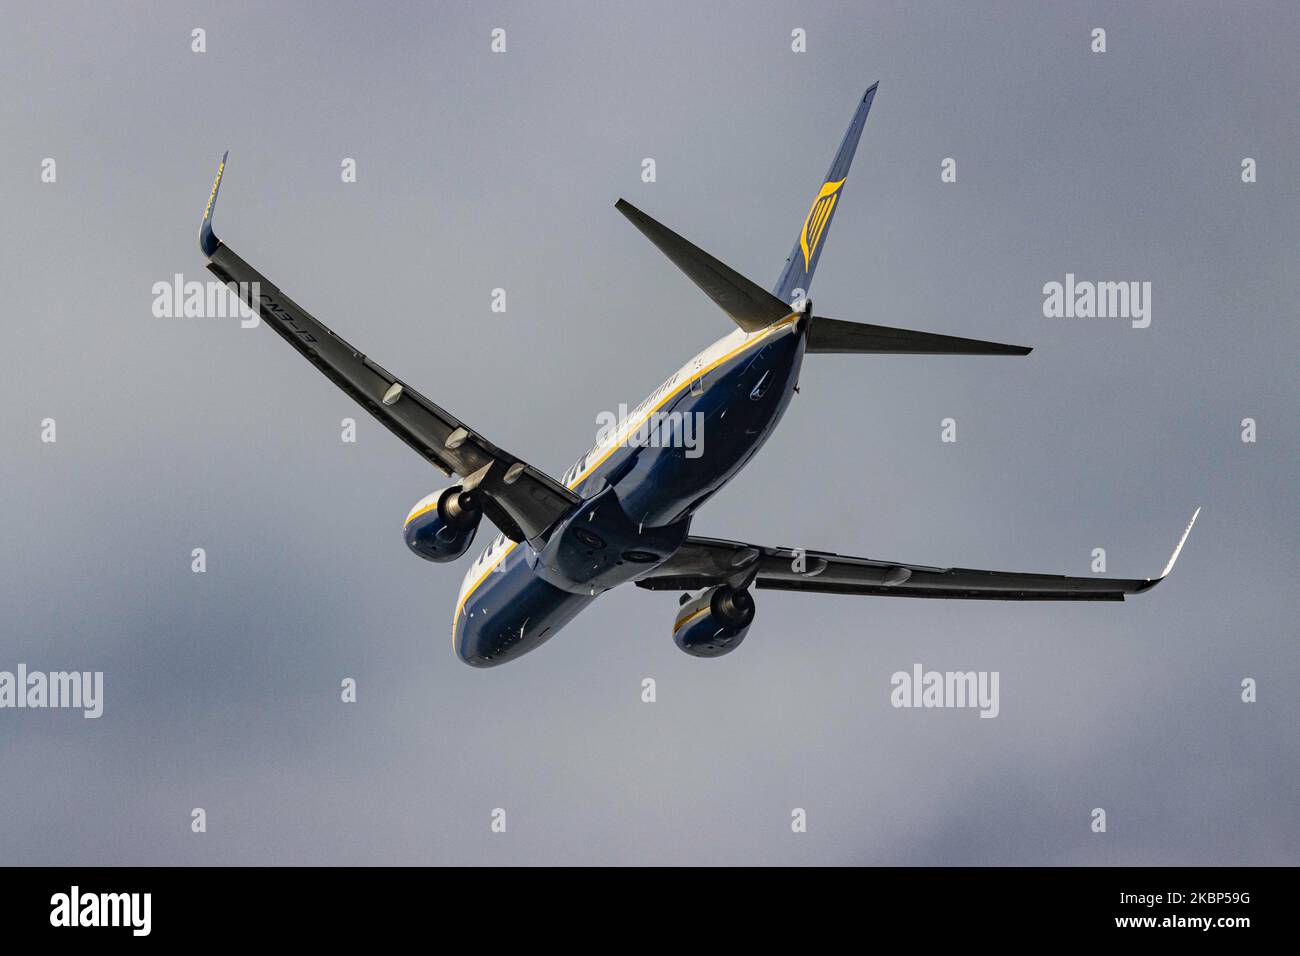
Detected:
left=799, top=178, right=845, bottom=269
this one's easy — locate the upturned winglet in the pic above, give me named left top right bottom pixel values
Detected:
left=199, top=150, right=229, bottom=256
left=1159, top=506, right=1201, bottom=580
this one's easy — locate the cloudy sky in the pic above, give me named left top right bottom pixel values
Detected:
left=1, top=0, right=1296, bottom=864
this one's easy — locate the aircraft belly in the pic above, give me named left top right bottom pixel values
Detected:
left=614, top=328, right=805, bottom=524
left=454, top=550, right=597, bottom=666
left=452, top=326, right=803, bottom=667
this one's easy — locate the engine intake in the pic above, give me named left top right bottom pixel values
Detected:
left=404, top=485, right=482, bottom=562
left=673, top=585, right=755, bottom=658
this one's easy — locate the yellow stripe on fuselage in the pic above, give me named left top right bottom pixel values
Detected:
left=449, top=313, right=800, bottom=645
left=672, top=605, right=711, bottom=634
left=405, top=500, right=440, bottom=526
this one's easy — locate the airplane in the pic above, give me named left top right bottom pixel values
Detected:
left=198, top=83, right=1198, bottom=667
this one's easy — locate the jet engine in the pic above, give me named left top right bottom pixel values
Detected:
left=403, top=486, right=482, bottom=562
left=672, top=585, right=756, bottom=657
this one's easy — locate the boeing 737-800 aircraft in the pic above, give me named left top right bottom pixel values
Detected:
left=199, top=84, right=1197, bottom=667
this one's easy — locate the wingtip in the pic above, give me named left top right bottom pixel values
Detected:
left=199, top=151, right=229, bottom=257
left=1158, top=506, right=1201, bottom=580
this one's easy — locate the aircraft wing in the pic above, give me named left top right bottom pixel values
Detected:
left=635, top=510, right=1199, bottom=601
left=198, top=153, right=579, bottom=543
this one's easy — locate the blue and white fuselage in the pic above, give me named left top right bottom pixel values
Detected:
left=431, top=313, right=804, bottom=666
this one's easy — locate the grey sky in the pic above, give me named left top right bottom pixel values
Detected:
left=1, top=1, right=1297, bottom=864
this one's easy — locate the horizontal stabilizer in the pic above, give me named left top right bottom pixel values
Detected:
left=805, top=315, right=1031, bottom=356
left=615, top=198, right=793, bottom=333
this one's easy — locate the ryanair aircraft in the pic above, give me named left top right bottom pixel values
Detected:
left=199, top=84, right=1198, bottom=667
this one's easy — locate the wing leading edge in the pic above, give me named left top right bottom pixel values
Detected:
left=197, top=154, right=579, bottom=543
left=636, top=509, right=1200, bottom=601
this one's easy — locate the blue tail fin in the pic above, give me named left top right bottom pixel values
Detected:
left=772, top=83, right=878, bottom=308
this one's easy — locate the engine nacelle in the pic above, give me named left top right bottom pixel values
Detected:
left=672, top=585, right=756, bottom=658
left=403, top=486, right=482, bottom=563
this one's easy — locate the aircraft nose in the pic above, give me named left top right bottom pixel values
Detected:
left=454, top=613, right=509, bottom=667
